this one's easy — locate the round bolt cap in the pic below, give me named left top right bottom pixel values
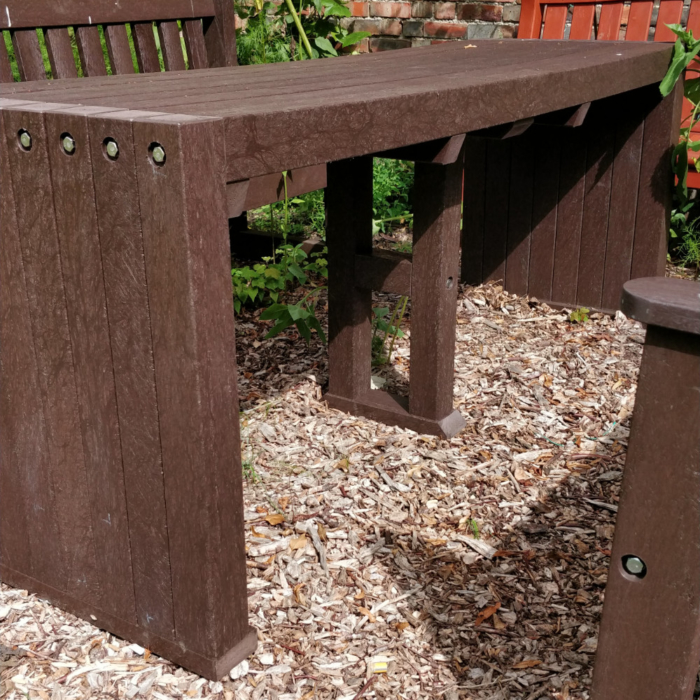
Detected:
left=622, top=555, right=646, bottom=576
left=62, top=135, right=76, bottom=154
left=105, top=139, right=119, bottom=159
left=152, top=145, right=166, bottom=164
left=19, top=130, right=32, bottom=150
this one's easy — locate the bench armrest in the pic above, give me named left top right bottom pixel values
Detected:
left=621, top=277, right=700, bottom=335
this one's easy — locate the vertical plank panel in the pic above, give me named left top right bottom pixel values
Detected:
left=542, top=5, right=568, bottom=39
left=0, top=37, right=13, bottom=82
left=2, top=105, right=99, bottom=603
left=44, top=110, right=137, bottom=622
left=576, top=100, right=615, bottom=309
left=569, top=5, right=595, bottom=40
left=76, top=26, right=108, bottom=77
left=11, top=30, right=46, bottom=81
left=133, top=116, right=253, bottom=659
left=326, top=157, right=374, bottom=400
left=632, top=82, right=682, bottom=279
left=598, top=3, right=624, bottom=40
left=410, top=155, right=463, bottom=421
left=88, top=114, right=175, bottom=637
left=461, top=136, right=486, bottom=285
left=482, top=139, right=511, bottom=283
left=504, top=133, right=534, bottom=296
left=158, top=21, right=186, bottom=72
left=655, top=0, right=684, bottom=41
left=601, top=93, right=646, bottom=310
left=551, top=127, right=586, bottom=305
left=517, top=0, right=544, bottom=38
left=132, top=22, right=161, bottom=73
left=45, top=28, right=78, bottom=79
left=0, top=107, right=63, bottom=588
left=626, top=2, right=654, bottom=41
left=528, top=127, right=561, bottom=302
left=183, top=20, right=209, bottom=69
left=104, top=25, right=136, bottom=75
left=204, top=0, right=238, bottom=67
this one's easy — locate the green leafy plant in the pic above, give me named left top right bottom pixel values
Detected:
left=371, top=298, right=408, bottom=366
left=260, top=286, right=327, bottom=342
left=661, top=25, right=700, bottom=205
left=674, top=215, right=700, bottom=272
left=372, top=159, right=415, bottom=233
left=569, top=307, right=590, bottom=324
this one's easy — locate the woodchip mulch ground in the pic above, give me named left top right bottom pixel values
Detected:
left=2, top=273, right=697, bottom=700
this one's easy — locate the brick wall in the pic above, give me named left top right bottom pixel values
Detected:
left=343, top=0, right=520, bottom=51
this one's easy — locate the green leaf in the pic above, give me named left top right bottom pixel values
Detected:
left=307, top=315, right=327, bottom=343
left=295, top=319, right=312, bottom=342
left=288, top=263, right=307, bottom=282
left=260, top=304, right=288, bottom=320
left=660, top=35, right=700, bottom=96
left=314, top=37, right=338, bottom=56
left=266, top=316, right=296, bottom=339
left=264, top=267, right=282, bottom=279
left=287, top=304, right=305, bottom=321
left=338, top=31, right=371, bottom=47
left=373, top=307, right=390, bottom=318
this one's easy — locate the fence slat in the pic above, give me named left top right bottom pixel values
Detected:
left=45, top=27, right=78, bottom=79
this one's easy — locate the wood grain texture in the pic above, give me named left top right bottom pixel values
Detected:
left=0, top=0, right=217, bottom=29
left=183, top=20, right=209, bottom=70
left=0, top=107, right=62, bottom=588
left=461, top=136, right=486, bottom=285
left=76, top=26, right=108, bottom=77
left=104, top=25, right=136, bottom=75
left=11, top=30, right=46, bottom=81
left=528, top=127, right=561, bottom=302
left=44, top=109, right=136, bottom=622
left=576, top=98, right=615, bottom=309
left=482, top=139, right=511, bottom=283
left=551, top=127, right=586, bottom=305
left=601, top=90, right=647, bottom=311
left=44, top=28, right=78, bottom=79
left=158, top=21, right=186, bottom=72
left=132, top=115, right=251, bottom=658
left=204, top=0, right=238, bottom=68
left=133, top=23, right=161, bottom=74
left=0, top=39, right=13, bottom=82
left=2, top=105, right=99, bottom=603
left=88, top=113, right=175, bottom=637
left=631, top=81, right=683, bottom=279
left=410, top=155, right=464, bottom=422
left=505, top=133, right=534, bottom=296
left=326, top=157, right=373, bottom=400
left=591, top=325, right=700, bottom=699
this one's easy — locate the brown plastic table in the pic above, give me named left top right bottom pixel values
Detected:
left=0, top=40, right=678, bottom=680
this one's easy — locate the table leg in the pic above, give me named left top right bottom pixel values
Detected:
left=409, top=157, right=466, bottom=437
left=0, top=104, right=256, bottom=680
left=324, top=155, right=465, bottom=438
left=591, top=325, right=700, bottom=699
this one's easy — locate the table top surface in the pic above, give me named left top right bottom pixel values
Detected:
left=1, top=40, right=673, bottom=181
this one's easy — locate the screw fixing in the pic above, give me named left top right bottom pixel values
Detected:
left=152, top=145, right=166, bottom=165
left=105, top=139, right=119, bottom=159
left=62, top=134, right=76, bottom=154
left=622, top=555, right=647, bottom=578
left=18, top=130, right=32, bottom=150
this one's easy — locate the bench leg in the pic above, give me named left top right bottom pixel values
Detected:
left=0, top=104, right=256, bottom=680
left=591, top=325, right=700, bottom=699
left=324, top=155, right=465, bottom=438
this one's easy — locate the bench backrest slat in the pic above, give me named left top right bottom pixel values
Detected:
left=520, top=0, right=693, bottom=41
left=0, top=0, right=236, bottom=82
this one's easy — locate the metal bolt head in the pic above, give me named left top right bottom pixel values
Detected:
left=622, top=555, right=646, bottom=577
left=105, top=139, right=119, bottom=159
left=62, top=135, right=76, bottom=154
left=19, top=130, right=32, bottom=150
left=152, top=145, right=166, bottom=165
